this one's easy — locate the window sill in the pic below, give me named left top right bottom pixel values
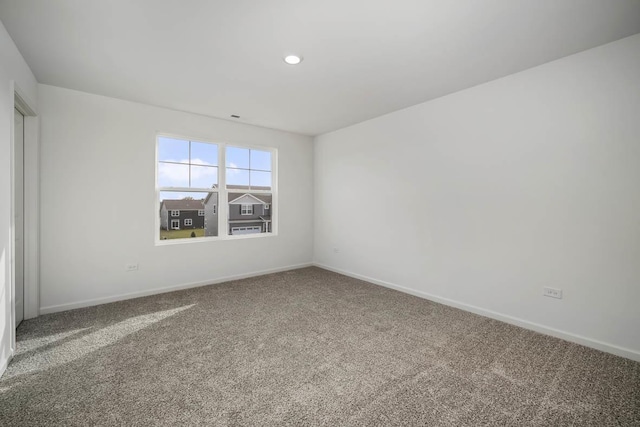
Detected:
left=155, top=232, right=278, bottom=246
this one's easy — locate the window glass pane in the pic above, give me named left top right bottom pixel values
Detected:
left=158, top=137, right=189, bottom=163
left=226, top=146, right=250, bottom=169
left=228, top=192, right=273, bottom=235
left=158, top=162, right=189, bottom=187
left=159, top=191, right=217, bottom=239
left=250, top=150, right=271, bottom=171
left=226, top=168, right=250, bottom=186
left=190, top=165, right=218, bottom=189
left=191, top=141, right=218, bottom=166
left=250, top=170, right=271, bottom=189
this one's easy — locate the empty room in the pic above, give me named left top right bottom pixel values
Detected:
left=1, top=1, right=639, bottom=425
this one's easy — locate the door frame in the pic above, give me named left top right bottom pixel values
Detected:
left=10, top=82, right=39, bottom=353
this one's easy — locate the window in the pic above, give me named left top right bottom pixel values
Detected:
left=226, top=146, right=273, bottom=237
left=158, top=136, right=217, bottom=240
left=157, top=136, right=275, bottom=242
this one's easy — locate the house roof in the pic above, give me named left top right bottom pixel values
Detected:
left=229, top=193, right=272, bottom=205
left=202, top=186, right=271, bottom=205
left=161, top=199, right=204, bottom=210
left=227, top=185, right=271, bottom=204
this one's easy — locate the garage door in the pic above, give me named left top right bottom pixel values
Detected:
left=231, top=226, right=262, bottom=235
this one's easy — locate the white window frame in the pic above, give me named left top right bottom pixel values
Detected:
left=184, top=218, right=193, bottom=226
left=171, top=219, right=180, bottom=230
left=198, top=210, right=204, bottom=216
left=241, top=204, right=253, bottom=215
left=171, top=210, right=180, bottom=217
left=156, top=134, right=277, bottom=245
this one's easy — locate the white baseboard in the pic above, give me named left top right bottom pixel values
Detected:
left=0, top=351, right=13, bottom=379
left=40, top=263, right=313, bottom=315
left=314, top=262, right=640, bottom=362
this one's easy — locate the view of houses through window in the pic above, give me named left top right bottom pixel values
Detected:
left=157, top=136, right=274, bottom=241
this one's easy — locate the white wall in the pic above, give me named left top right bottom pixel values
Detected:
left=38, top=84, right=313, bottom=312
left=314, top=34, right=640, bottom=360
left=0, top=21, right=38, bottom=376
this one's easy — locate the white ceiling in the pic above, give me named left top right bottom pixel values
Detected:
left=1, top=1, right=640, bottom=136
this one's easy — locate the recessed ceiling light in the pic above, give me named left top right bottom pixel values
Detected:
left=284, top=54, right=302, bottom=65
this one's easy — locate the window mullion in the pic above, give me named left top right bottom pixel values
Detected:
left=219, top=143, right=228, bottom=237
left=158, top=186, right=206, bottom=192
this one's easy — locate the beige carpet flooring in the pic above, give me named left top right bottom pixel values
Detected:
left=0, top=267, right=638, bottom=426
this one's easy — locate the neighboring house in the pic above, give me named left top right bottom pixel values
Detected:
left=203, top=192, right=218, bottom=237
left=228, top=191, right=272, bottom=235
left=200, top=185, right=272, bottom=236
left=160, top=199, right=205, bottom=230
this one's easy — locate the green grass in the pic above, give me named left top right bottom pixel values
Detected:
left=160, top=228, right=205, bottom=240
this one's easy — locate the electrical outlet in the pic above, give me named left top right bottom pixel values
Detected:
left=543, top=287, right=562, bottom=299
left=125, top=263, right=139, bottom=272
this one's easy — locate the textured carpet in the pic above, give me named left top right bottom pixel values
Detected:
left=0, top=267, right=638, bottom=426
